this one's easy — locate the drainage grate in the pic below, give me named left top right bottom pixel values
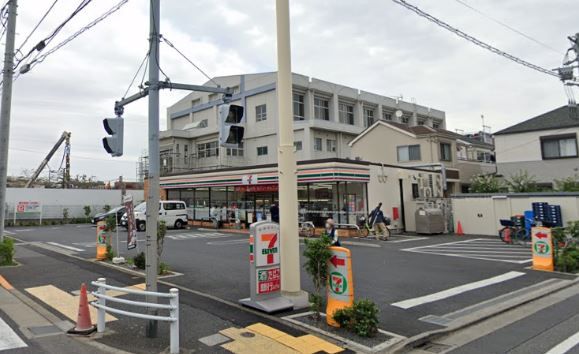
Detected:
left=27, top=325, right=62, bottom=336
left=419, top=342, right=453, bottom=353
left=240, top=331, right=255, bottom=338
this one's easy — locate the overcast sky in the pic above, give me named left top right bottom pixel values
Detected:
left=6, top=0, right=576, bottom=181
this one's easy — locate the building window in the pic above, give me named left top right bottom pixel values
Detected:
left=382, top=111, right=392, bottom=121
left=433, top=122, right=440, bottom=129
left=397, top=145, right=421, bottom=161
left=191, top=98, right=201, bottom=107
left=338, top=102, right=354, bottom=125
left=184, top=145, right=188, bottom=164
left=294, top=141, right=302, bottom=151
left=226, top=142, right=244, bottom=157
left=197, top=141, right=219, bottom=158
left=314, top=96, right=330, bottom=120
left=327, top=139, right=337, bottom=152
left=257, top=146, right=268, bottom=156
left=418, top=120, right=425, bottom=126
left=293, top=92, right=305, bottom=120
left=401, top=116, right=410, bottom=124
left=363, top=107, right=375, bottom=127
left=440, top=142, right=452, bottom=161
left=255, top=104, right=267, bottom=122
left=314, top=137, right=323, bottom=151
left=541, top=134, right=578, bottom=159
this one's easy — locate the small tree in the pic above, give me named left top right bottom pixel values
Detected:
left=83, top=205, right=91, bottom=222
left=103, top=204, right=111, bottom=212
left=506, top=170, right=537, bottom=193
left=104, top=215, right=116, bottom=260
left=62, top=208, right=69, bottom=223
left=469, top=174, right=501, bottom=193
left=303, top=234, right=332, bottom=321
left=554, top=175, right=579, bottom=192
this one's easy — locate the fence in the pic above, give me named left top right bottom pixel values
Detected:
left=90, top=278, right=179, bottom=354
left=4, top=204, right=118, bottom=226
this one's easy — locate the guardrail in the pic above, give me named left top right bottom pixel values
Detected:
left=90, top=278, right=179, bottom=354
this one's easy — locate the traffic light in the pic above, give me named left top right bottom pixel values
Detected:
left=102, top=117, right=124, bottom=157
left=218, top=104, right=244, bottom=148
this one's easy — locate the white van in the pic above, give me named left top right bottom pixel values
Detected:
left=134, top=200, right=188, bottom=232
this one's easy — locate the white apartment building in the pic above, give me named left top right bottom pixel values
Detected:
left=160, top=72, right=446, bottom=174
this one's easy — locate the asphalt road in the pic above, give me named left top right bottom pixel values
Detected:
left=5, top=224, right=578, bottom=342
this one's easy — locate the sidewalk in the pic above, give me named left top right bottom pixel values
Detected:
left=0, top=242, right=349, bottom=354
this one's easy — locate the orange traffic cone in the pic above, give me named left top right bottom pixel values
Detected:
left=67, top=283, right=97, bottom=335
left=456, top=221, right=464, bottom=236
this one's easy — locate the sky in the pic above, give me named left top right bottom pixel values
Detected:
left=5, top=0, right=576, bottom=181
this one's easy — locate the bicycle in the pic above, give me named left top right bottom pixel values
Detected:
left=299, top=221, right=315, bottom=238
left=358, top=216, right=391, bottom=240
left=498, top=219, right=530, bottom=247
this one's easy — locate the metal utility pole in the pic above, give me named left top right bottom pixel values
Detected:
left=0, top=0, right=18, bottom=242
left=145, top=0, right=160, bottom=338
left=276, top=0, right=307, bottom=307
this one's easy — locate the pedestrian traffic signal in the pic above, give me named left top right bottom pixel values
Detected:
left=102, top=117, right=124, bottom=157
left=218, top=104, right=244, bottom=148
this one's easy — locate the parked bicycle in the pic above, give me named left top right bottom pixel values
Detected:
left=358, top=216, right=391, bottom=239
left=498, top=219, right=530, bottom=246
left=299, top=221, right=315, bottom=238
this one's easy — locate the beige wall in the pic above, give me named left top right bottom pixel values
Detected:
left=495, top=127, right=579, bottom=163
left=453, top=194, right=579, bottom=236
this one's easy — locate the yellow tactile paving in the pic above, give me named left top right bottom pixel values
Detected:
left=26, top=285, right=116, bottom=322
left=220, top=327, right=298, bottom=354
left=221, top=323, right=344, bottom=354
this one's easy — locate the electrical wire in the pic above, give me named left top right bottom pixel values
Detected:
left=390, top=0, right=559, bottom=78
left=161, top=35, right=219, bottom=86
left=122, top=51, right=149, bottom=99
left=15, top=0, right=59, bottom=58
left=452, top=0, right=559, bottom=54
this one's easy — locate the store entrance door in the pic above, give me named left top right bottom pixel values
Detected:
left=253, top=192, right=277, bottom=222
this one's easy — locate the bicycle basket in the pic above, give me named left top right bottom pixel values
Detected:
left=499, top=219, right=515, bottom=227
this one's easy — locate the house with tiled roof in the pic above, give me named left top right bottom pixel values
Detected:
left=349, top=120, right=496, bottom=195
left=494, top=105, right=579, bottom=187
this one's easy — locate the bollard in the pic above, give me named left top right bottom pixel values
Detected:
left=97, top=278, right=106, bottom=333
left=169, top=288, right=179, bottom=354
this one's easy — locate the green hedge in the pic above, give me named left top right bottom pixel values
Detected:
left=0, top=238, right=15, bottom=266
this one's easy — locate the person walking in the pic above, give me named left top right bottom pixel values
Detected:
left=210, top=205, right=219, bottom=228
left=370, top=203, right=389, bottom=241
left=325, top=218, right=340, bottom=246
left=270, top=203, right=280, bottom=223
left=220, top=204, right=228, bottom=228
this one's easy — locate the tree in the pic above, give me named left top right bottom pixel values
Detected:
left=506, top=170, right=537, bottom=193
left=83, top=205, right=92, bottom=222
left=303, top=235, right=332, bottom=321
left=554, top=175, right=579, bottom=192
left=469, top=174, right=501, bottom=193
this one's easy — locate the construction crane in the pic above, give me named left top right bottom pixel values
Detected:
left=25, top=132, right=71, bottom=188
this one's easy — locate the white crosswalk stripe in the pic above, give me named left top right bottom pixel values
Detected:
left=402, top=238, right=532, bottom=264
left=0, top=316, right=27, bottom=351
left=46, top=242, right=84, bottom=252
left=166, top=232, right=230, bottom=241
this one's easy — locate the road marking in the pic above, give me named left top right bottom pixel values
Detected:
left=13, top=229, right=34, bottom=232
left=391, top=271, right=526, bottom=309
left=341, top=241, right=381, bottom=248
left=3, top=230, right=14, bottom=235
left=72, top=242, right=96, bottom=248
left=26, top=285, right=116, bottom=323
left=0, top=275, right=14, bottom=290
left=46, top=242, right=84, bottom=252
left=389, top=237, right=429, bottom=243
left=166, top=232, right=230, bottom=240
left=0, top=316, right=27, bottom=351
left=544, top=331, right=579, bottom=354
left=207, top=239, right=248, bottom=246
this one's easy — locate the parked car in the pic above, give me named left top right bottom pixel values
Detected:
left=123, top=201, right=188, bottom=232
left=120, top=201, right=145, bottom=227
left=92, top=206, right=126, bottom=225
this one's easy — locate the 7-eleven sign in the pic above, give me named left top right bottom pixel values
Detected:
left=256, top=232, right=279, bottom=267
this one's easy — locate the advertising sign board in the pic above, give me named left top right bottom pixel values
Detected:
left=96, top=220, right=108, bottom=260
left=326, top=246, right=354, bottom=327
left=123, top=195, right=137, bottom=250
left=532, top=226, right=554, bottom=271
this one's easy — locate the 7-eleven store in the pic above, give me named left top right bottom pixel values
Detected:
left=160, top=159, right=370, bottom=227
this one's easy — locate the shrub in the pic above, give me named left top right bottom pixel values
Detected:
left=506, top=170, right=537, bottom=193
left=83, top=205, right=91, bottom=222
left=303, top=234, right=332, bottom=321
left=62, top=208, right=69, bottom=223
left=469, top=174, right=501, bottom=193
left=554, top=175, right=579, bottom=192
left=332, top=299, right=379, bottom=338
left=106, top=244, right=114, bottom=261
left=0, top=238, right=15, bottom=266
left=103, top=205, right=111, bottom=212
left=159, top=262, right=169, bottom=275
left=133, top=252, right=146, bottom=270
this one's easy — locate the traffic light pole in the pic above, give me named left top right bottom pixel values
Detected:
left=0, top=0, right=17, bottom=242
left=276, top=0, right=308, bottom=308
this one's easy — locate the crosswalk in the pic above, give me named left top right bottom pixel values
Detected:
left=0, top=316, right=27, bottom=351
left=166, top=232, right=230, bottom=241
left=402, top=238, right=532, bottom=264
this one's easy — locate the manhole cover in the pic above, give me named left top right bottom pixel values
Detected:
left=28, top=325, right=62, bottom=336
left=240, top=332, right=255, bottom=338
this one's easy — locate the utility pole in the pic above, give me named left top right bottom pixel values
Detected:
left=275, top=0, right=307, bottom=307
left=145, top=0, right=160, bottom=338
left=0, top=0, right=18, bottom=242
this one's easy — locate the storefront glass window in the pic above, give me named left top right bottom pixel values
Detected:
left=180, top=190, right=194, bottom=207
left=194, top=188, right=209, bottom=219
left=229, top=188, right=247, bottom=222
left=344, top=182, right=366, bottom=224
left=167, top=190, right=180, bottom=201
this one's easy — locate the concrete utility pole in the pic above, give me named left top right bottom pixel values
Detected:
left=275, top=0, right=307, bottom=307
left=145, top=0, right=160, bottom=338
left=0, top=0, right=18, bottom=242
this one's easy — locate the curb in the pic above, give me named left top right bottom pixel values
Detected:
left=386, top=277, right=579, bottom=353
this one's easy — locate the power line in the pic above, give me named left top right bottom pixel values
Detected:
left=452, top=0, right=559, bottom=54
left=15, top=0, right=59, bottom=58
left=391, top=0, right=560, bottom=78
left=161, top=35, right=219, bottom=86
left=122, top=50, right=149, bottom=99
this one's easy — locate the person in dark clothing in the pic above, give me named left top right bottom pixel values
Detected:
left=326, top=218, right=340, bottom=246
left=369, top=202, right=389, bottom=240
left=270, top=203, right=280, bottom=223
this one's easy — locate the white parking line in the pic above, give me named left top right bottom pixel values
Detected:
left=389, top=237, right=429, bottom=243
left=3, top=230, right=14, bottom=235
left=13, top=229, right=34, bottom=232
left=544, top=331, right=579, bottom=354
left=0, top=316, right=27, bottom=351
left=46, top=242, right=84, bottom=252
left=391, top=271, right=526, bottom=309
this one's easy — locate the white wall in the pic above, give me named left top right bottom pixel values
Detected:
left=495, top=127, right=579, bottom=163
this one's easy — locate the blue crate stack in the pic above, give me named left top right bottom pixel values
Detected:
left=532, top=202, right=563, bottom=227
left=548, top=204, right=563, bottom=227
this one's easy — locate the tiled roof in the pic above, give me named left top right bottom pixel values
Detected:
left=494, top=106, right=579, bottom=135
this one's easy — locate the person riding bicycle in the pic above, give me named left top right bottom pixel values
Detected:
left=325, top=218, right=340, bottom=246
left=369, top=202, right=389, bottom=241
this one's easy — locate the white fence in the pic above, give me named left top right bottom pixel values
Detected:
left=90, top=278, right=179, bottom=354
